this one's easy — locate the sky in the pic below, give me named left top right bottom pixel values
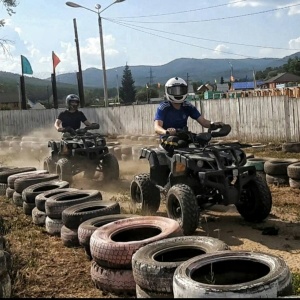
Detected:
left=0, top=0, right=300, bottom=79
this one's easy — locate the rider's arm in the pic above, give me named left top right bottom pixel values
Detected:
left=154, top=120, right=168, bottom=135
left=196, top=115, right=212, bottom=129
left=54, top=119, right=64, bottom=132
left=83, top=120, right=92, bottom=126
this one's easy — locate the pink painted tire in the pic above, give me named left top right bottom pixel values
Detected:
left=90, top=216, right=183, bottom=269
left=91, top=261, right=136, bottom=296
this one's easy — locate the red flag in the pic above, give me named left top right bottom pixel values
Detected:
left=52, top=51, right=61, bottom=72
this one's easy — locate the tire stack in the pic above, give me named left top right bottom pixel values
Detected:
left=44, top=190, right=102, bottom=237
left=12, top=172, right=59, bottom=215
left=172, top=250, right=293, bottom=298
left=132, top=236, right=230, bottom=298
left=60, top=200, right=121, bottom=248
left=287, top=162, right=300, bottom=188
left=89, top=216, right=183, bottom=296
left=0, top=167, right=37, bottom=201
left=245, top=157, right=269, bottom=181
left=264, top=159, right=296, bottom=186
left=21, top=180, right=70, bottom=226
left=78, top=214, right=139, bottom=260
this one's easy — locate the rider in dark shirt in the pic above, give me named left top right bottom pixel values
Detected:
left=54, top=94, right=92, bottom=133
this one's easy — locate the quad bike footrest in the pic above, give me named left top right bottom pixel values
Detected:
left=198, top=165, right=256, bottom=205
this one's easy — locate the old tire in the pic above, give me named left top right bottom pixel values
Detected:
left=43, top=156, right=56, bottom=174
left=14, top=173, right=59, bottom=194
left=166, top=184, right=199, bottom=235
left=173, top=250, right=293, bottom=298
left=130, top=173, right=161, bottom=215
left=264, top=160, right=294, bottom=176
left=56, top=158, right=73, bottom=184
left=78, top=214, right=139, bottom=260
left=287, top=162, right=300, bottom=180
left=90, top=216, right=183, bottom=269
left=35, top=187, right=78, bottom=212
left=91, top=261, right=136, bottom=296
left=245, top=158, right=268, bottom=171
left=62, top=200, right=121, bottom=229
left=0, top=167, right=36, bottom=183
left=236, top=176, right=272, bottom=222
left=22, top=180, right=70, bottom=203
left=132, top=236, right=230, bottom=294
left=45, top=190, right=102, bottom=219
left=102, top=153, right=120, bottom=181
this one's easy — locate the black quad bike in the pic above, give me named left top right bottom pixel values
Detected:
left=44, top=123, right=119, bottom=184
left=130, top=124, right=272, bottom=235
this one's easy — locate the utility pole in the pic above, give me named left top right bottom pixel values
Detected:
left=147, top=67, right=155, bottom=86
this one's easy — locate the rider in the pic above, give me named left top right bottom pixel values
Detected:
left=54, top=94, right=92, bottom=134
left=154, top=77, right=224, bottom=151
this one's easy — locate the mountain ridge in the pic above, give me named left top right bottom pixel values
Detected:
left=1, top=52, right=299, bottom=89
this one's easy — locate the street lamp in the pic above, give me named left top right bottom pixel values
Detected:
left=66, top=0, right=125, bottom=107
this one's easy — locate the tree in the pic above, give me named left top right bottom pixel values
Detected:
left=119, top=64, right=136, bottom=104
left=220, top=76, right=224, bottom=84
left=1, top=0, right=18, bottom=53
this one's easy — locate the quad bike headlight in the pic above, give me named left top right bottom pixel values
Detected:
left=72, top=144, right=78, bottom=149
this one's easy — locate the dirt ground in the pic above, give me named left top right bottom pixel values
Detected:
left=0, top=150, right=300, bottom=297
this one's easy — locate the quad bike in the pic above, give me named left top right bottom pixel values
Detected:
left=130, top=124, right=272, bottom=235
left=44, top=123, right=119, bottom=184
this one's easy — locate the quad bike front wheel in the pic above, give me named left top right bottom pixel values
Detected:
left=166, top=183, right=199, bottom=235
left=236, top=175, right=272, bottom=222
left=56, top=158, right=73, bottom=184
left=102, top=153, right=119, bottom=181
left=43, top=156, right=56, bottom=174
left=130, top=173, right=160, bottom=215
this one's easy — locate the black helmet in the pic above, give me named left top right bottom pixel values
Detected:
left=66, top=94, right=80, bottom=110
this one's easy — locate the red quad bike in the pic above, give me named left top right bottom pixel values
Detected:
left=130, top=124, right=272, bottom=235
left=44, top=123, right=119, bottom=184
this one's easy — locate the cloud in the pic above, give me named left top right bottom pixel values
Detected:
left=214, top=44, right=230, bottom=56
left=289, top=36, right=300, bottom=49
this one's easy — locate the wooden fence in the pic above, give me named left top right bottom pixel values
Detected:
left=1, top=95, right=300, bottom=143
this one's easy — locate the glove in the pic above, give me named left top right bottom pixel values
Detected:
left=210, top=122, right=225, bottom=130
left=64, top=127, right=76, bottom=135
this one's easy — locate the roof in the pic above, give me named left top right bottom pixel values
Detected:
left=263, top=72, right=300, bottom=84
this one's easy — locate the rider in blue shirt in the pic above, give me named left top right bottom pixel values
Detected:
left=154, top=77, right=223, bottom=137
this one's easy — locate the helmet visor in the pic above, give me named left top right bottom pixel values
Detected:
left=167, top=85, right=188, bottom=96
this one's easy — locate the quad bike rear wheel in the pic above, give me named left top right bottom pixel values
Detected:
left=166, top=184, right=199, bottom=235
left=56, top=158, right=73, bottom=184
left=130, top=173, right=160, bottom=215
left=43, top=156, right=56, bottom=174
left=235, top=175, right=272, bottom=222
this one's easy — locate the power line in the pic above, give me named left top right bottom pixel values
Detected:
left=103, top=18, right=300, bottom=53
left=107, top=18, right=261, bottom=59
left=111, top=3, right=300, bottom=24
left=114, top=0, right=247, bottom=19
left=106, top=18, right=300, bottom=51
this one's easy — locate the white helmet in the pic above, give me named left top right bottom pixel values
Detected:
left=66, top=94, right=80, bottom=110
left=165, top=77, right=188, bottom=103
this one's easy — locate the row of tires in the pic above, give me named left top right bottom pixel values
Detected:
left=0, top=166, right=297, bottom=298
left=246, top=158, right=300, bottom=187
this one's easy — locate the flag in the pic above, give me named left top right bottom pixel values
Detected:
left=157, top=83, right=160, bottom=88
left=21, top=55, right=33, bottom=75
left=214, top=79, right=217, bottom=84
left=146, top=84, right=148, bottom=89
left=230, top=75, right=235, bottom=82
left=52, top=51, right=61, bottom=72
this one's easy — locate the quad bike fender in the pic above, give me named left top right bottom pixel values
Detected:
left=198, top=165, right=257, bottom=205
left=140, top=148, right=169, bottom=166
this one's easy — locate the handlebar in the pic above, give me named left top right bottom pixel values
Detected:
left=62, top=123, right=100, bottom=139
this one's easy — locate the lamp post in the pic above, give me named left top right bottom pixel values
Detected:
left=66, top=0, right=125, bottom=107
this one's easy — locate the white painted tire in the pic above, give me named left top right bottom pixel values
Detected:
left=173, top=250, right=293, bottom=298
left=45, top=216, right=63, bottom=236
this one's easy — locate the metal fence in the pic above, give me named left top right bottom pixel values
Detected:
left=1, top=95, right=299, bottom=142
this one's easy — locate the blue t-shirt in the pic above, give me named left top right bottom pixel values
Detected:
left=154, top=101, right=201, bottom=130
